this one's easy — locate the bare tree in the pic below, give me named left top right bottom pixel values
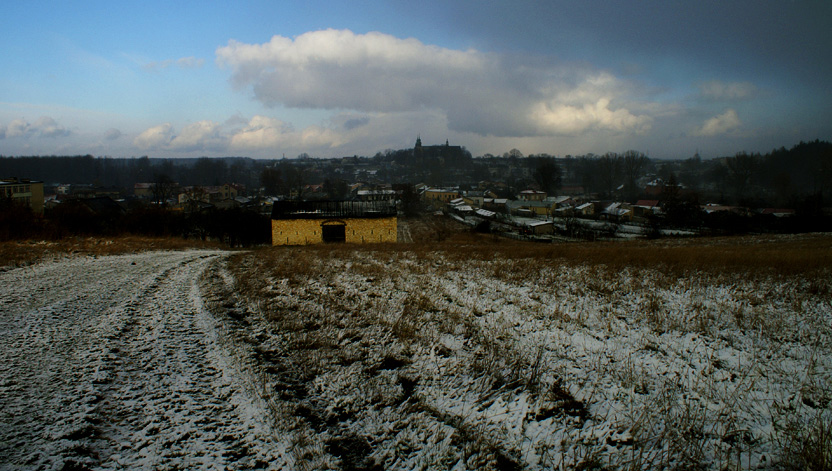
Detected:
left=532, top=156, right=562, bottom=196
left=183, top=186, right=206, bottom=213
left=598, top=153, right=621, bottom=199
left=622, top=150, right=648, bottom=201
left=152, top=173, right=177, bottom=207
left=726, top=152, right=758, bottom=201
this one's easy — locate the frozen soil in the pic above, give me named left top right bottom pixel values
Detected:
left=0, top=250, right=291, bottom=470
left=230, top=243, right=832, bottom=470
left=3, top=240, right=831, bottom=470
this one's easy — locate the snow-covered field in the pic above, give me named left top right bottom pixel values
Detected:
left=2, top=236, right=830, bottom=470
left=0, top=250, right=291, bottom=470
left=229, top=238, right=832, bottom=470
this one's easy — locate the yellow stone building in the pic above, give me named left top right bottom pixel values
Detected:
left=271, top=201, right=397, bottom=245
left=1, top=178, right=44, bottom=214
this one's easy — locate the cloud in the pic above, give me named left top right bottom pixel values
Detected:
left=2, top=116, right=70, bottom=138
left=343, top=116, right=370, bottom=131
left=229, top=115, right=344, bottom=151
left=143, top=56, right=205, bottom=71
left=695, top=109, right=741, bottom=136
left=134, top=123, right=175, bottom=148
left=35, top=117, right=71, bottom=137
left=697, top=81, right=758, bottom=101
left=176, top=56, right=205, bottom=68
left=531, top=98, right=652, bottom=135
left=216, top=29, right=651, bottom=137
left=170, top=121, right=225, bottom=151
left=134, top=121, right=227, bottom=152
left=104, top=128, right=122, bottom=140
left=133, top=116, right=346, bottom=154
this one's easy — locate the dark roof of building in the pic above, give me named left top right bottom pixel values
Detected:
left=1, top=177, right=43, bottom=185
left=271, top=200, right=396, bottom=220
left=80, top=196, right=126, bottom=215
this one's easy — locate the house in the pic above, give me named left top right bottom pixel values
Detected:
left=601, top=202, right=633, bottom=222
left=78, top=196, right=126, bottom=216
left=452, top=204, right=474, bottom=214
left=575, top=202, right=595, bottom=216
left=356, top=189, right=397, bottom=202
left=509, top=200, right=551, bottom=217
left=482, top=198, right=509, bottom=213
left=461, top=190, right=496, bottom=207
left=645, top=178, right=687, bottom=198
left=702, top=204, right=749, bottom=216
left=475, top=208, right=496, bottom=219
left=759, top=208, right=795, bottom=217
left=271, top=200, right=397, bottom=246
left=134, top=183, right=154, bottom=198
left=1, top=178, right=45, bottom=214
left=423, top=188, right=460, bottom=203
left=547, top=196, right=575, bottom=209
left=178, top=183, right=243, bottom=205
left=519, top=190, right=547, bottom=201
left=526, top=220, right=554, bottom=236
left=633, top=200, right=661, bottom=220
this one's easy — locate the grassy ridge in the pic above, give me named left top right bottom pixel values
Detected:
left=225, top=231, right=832, bottom=469
left=277, top=231, right=832, bottom=278
left=0, top=236, right=224, bottom=268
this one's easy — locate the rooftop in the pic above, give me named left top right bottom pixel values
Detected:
left=271, top=200, right=397, bottom=219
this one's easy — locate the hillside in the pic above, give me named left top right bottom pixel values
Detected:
left=226, top=232, right=832, bottom=469
left=2, top=232, right=830, bottom=469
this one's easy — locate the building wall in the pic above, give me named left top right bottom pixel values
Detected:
left=1, top=179, right=44, bottom=214
left=530, top=222, right=554, bottom=235
left=272, top=216, right=398, bottom=246
left=29, top=182, right=44, bottom=214
left=424, top=190, right=459, bottom=202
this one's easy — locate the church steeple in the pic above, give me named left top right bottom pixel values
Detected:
left=414, top=135, right=423, bottom=160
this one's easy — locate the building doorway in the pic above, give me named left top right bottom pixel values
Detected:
left=321, top=222, right=346, bottom=243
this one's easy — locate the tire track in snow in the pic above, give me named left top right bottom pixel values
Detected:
left=0, top=251, right=287, bottom=470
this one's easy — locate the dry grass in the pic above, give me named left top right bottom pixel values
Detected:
left=211, top=224, right=832, bottom=469
left=0, top=236, right=225, bottom=268
left=430, top=232, right=832, bottom=278
left=255, top=227, right=832, bottom=279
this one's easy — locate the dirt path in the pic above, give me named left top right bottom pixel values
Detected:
left=0, top=251, right=289, bottom=470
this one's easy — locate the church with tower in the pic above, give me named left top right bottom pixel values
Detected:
left=413, top=136, right=467, bottom=166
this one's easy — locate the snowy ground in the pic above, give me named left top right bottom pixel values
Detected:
left=229, top=243, right=832, bottom=470
left=2, top=241, right=830, bottom=470
left=0, top=250, right=291, bottom=470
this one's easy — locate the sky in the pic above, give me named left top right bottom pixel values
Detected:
left=1, top=0, right=830, bottom=160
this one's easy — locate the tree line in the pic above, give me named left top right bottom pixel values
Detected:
left=0, top=197, right=270, bottom=247
left=3, top=139, right=830, bottom=210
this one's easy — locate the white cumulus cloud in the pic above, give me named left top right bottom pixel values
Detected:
left=531, top=98, right=652, bottom=135
left=695, top=109, right=742, bottom=136
left=170, top=121, right=225, bottom=151
left=134, top=121, right=227, bottom=152
left=133, top=116, right=348, bottom=154
left=229, top=115, right=344, bottom=151
left=216, top=29, right=651, bottom=138
left=134, top=123, right=175, bottom=149
left=3, top=116, right=70, bottom=138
